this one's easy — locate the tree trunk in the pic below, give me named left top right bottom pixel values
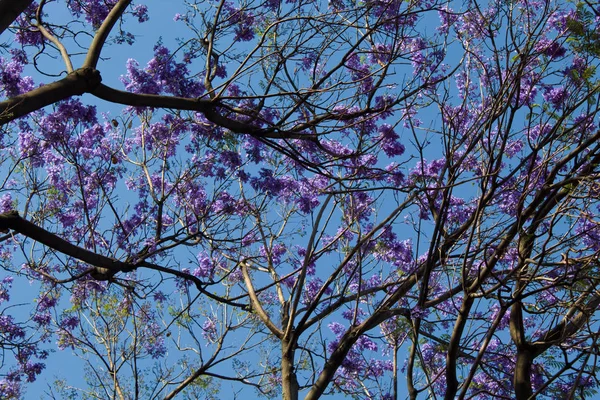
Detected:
left=282, top=340, right=298, bottom=400
left=514, top=348, right=534, bottom=400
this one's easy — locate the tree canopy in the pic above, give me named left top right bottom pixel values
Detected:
left=1, top=0, right=600, bottom=398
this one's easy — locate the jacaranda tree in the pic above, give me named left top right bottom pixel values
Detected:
left=1, top=0, right=600, bottom=398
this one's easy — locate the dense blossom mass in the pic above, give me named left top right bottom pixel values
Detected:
left=1, top=0, right=600, bottom=399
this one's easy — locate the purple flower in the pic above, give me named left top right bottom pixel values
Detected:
left=219, top=150, right=242, bottom=170
left=143, top=321, right=166, bottom=359
left=153, top=291, right=167, bottom=303
left=67, top=0, right=117, bottom=28
left=575, top=213, right=600, bottom=251
left=202, top=318, right=217, bottom=342
left=0, top=194, right=13, bottom=213
left=193, top=252, right=215, bottom=278
left=0, top=277, right=12, bottom=304
left=564, top=56, right=588, bottom=82
left=33, top=312, right=51, bottom=326
left=176, top=269, right=193, bottom=290
left=23, top=362, right=45, bottom=383
left=250, top=168, right=284, bottom=195
left=378, top=124, right=405, bottom=157
left=69, top=279, right=107, bottom=306
left=120, top=44, right=204, bottom=97
left=328, top=322, right=346, bottom=336
left=243, top=137, right=265, bottom=163
left=13, top=5, right=44, bottom=46
left=0, top=378, right=21, bottom=399
left=534, top=37, right=566, bottom=59
left=303, top=278, right=332, bottom=304
left=60, top=315, right=79, bottom=331
left=222, top=2, right=256, bottom=42
left=0, top=315, right=25, bottom=340
left=241, top=231, right=257, bottom=246
left=543, top=86, right=567, bottom=108
left=132, top=4, right=149, bottom=23
left=547, top=9, right=577, bottom=31
left=259, top=243, right=286, bottom=265
left=438, top=7, right=458, bottom=34
left=0, top=57, right=34, bottom=97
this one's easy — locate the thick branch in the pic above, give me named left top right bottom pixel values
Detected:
left=84, top=0, right=132, bottom=68
left=305, top=326, right=361, bottom=400
left=513, top=348, right=534, bottom=400
left=0, top=0, right=32, bottom=36
left=445, top=297, right=474, bottom=399
left=281, top=340, right=299, bottom=400
left=0, top=211, right=252, bottom=310
left=241, top=261, right=283, bottom=339
left=92, top=83, right=315, bottom=139
left=0, top=67, right=101, bottom=125
left=511, top=300, right=534, bottom=400
left=0, top=210, right=130, bottom=275
left=533, top=288, right=600, bottom=354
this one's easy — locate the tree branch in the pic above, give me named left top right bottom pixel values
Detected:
left=0, top=210, right=130, bottom=275
left=0, top=67, right=101, bottom=125
left=84, top=0, right=133, bottom=68
left=0, top=0, right=32, bottom=36
left=533, top=287, right=600, bottom=354
left=91, top=84, right=316, bottom=139
left=241, top=260, right=283, bottom=339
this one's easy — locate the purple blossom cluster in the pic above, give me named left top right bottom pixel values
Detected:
left=575, top=213, right=600, bottom=251
left=368, top=0, right=420, bottom=29
left=13, top=3, right=44, bottom=46
left=0, top=314, right=25, bottom=341
left=373, top=227, right=414, bottom=273
left=65, top=1, right=148, bottom=33
left=0, top=57, right=34, bottom=98
left=56, top=314, right=79, bottom=350
left=129, top=114, right=185, bottom=157
left=121, top=44, right=204, bottom=97
left=437, top=7, right=458, bottom=34
left=194, top=251, right=216, bottom=278
left=377, top=124, right=405, bottom=157
left=303, top=278, right=332, bottom=304
left=69, top=279, right=107, bottom=307
left=142, top=320, right=167, bottom=359
left=202, top=318, right=218, bottom=343
left=547, top=9, right=577, bottom=32
left=67, top=0, right=118, bottom=28
left=542, top=85, right=568, bottom=108
left=535, top=37, right=567, bottom=59
left=222, top=2, right=256, bottom=42
left=327, top=320, right=393, bottom=391
left=345, top=53, right=374, bottom=94
left=249, top=169, right=325, bottom=214
left=0, top=194, right=12, bottom=213
left=0, top=291, right=47, bottom=398
left=368, top=43, right=392, bottom=66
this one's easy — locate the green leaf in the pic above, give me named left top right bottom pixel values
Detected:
left=567, top=18, right=586, bottom=36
